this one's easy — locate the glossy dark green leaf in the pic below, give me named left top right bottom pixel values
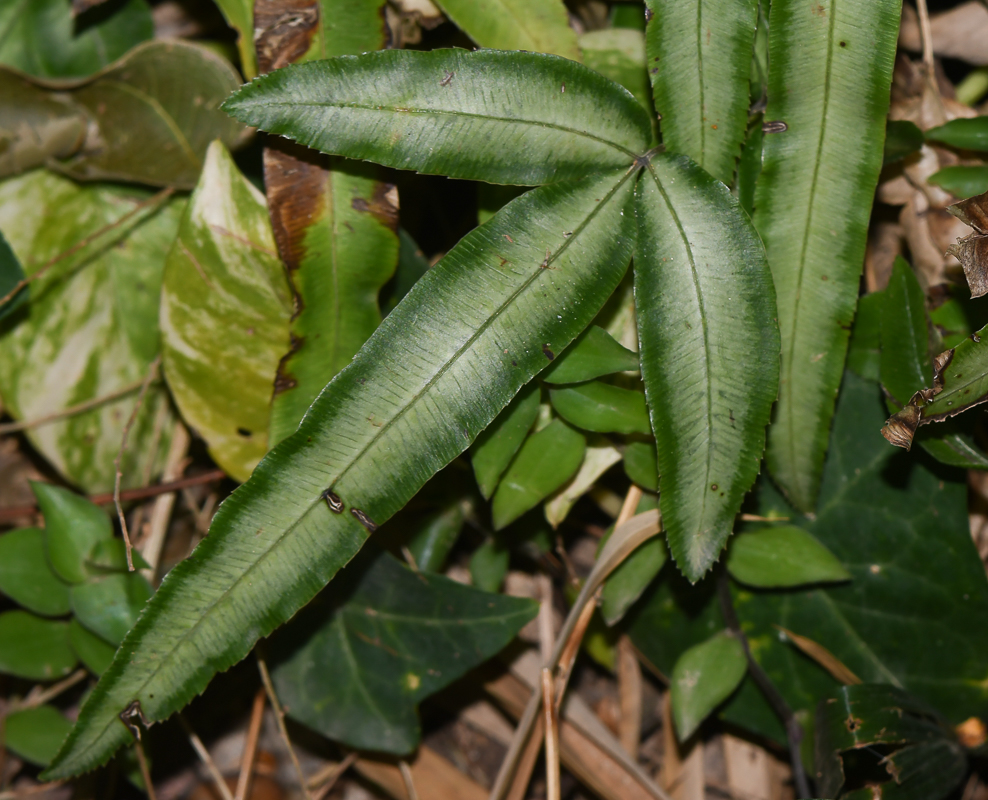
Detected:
left=0, top=0, right=152, bottom=79
left=726, top=525, right=850, bottom=588
left=69, top=618, right=116, bottom=676
left=630, top=372, right=988, bottom=745
left=926, top=116, right=988, bottom=151
left=645, top=0, right=757, bottom=184
left=470, top=537, right=509, bottom=592
left=815, top=685, right=966, bottom=800
left=223, top=49, right=651, bottom=186
left=471, top=382, right=541, bottom=500
left=160, top=141, right=292, bottom=481
left=635, top=153, right=779, bottom=581
left=33, top=483, right=113, bottom=586
left=52, top=41, right=246, bottom=189
left=884, top=119, right=924, bottom=165
left=928, top=165, right=988, bottom=199
left=5, top=705, right=74, bottom=767
left=755, top=0, right=900, bottom=512
left=212, top=0, right=256, bottom=79
left=0, top=611, right=76, bottom=680
left=0, top=172, right=181, bottom=492
left=270, top=549, right=536, bottom=754
left=921, top=323, right=988, bottom=422
left=880, top=257, right=931, bottom=406
left=405, top=502, right=466, bottom=574
left=435, top=0, right=580, bottom=60
left=670, top=630, right=747, bottom=740
left=623, top=440, right=658, bottom=491
left=542, top=325, right=639, bottom=384
left=846, top=292, right=882, bottom=381
left=0, top=528, right=70, bottom=616
left=491, top=419, right=586, bottom=530
left=549, top=381, right=650, bottom=435
left=45, top=169, right=638, bottom=780
left=70, top=573, right=153, bottom=647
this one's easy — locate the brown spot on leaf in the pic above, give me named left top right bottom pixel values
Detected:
left=322, top=488, right=344, bottom=513
left=882, top=404, right=920, bottom=450
left=351, top=507, right=378, bottom=532
left=762, top=120, right=788, bottom=134
left=933, top=348, right=954, bottom=393
left=542, top=344, right=555, bottom=360
left=845, top=715, right=862, bottom=733
left=254, top=0, right=319, bottom=73
left=119, top=700, right=149, bottom=740
left=351, top=182, right=399, bottom=231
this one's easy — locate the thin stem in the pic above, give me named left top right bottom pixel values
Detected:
left=0, top=188, right=175, bottom=310
left=717, top=573, right=811, bottom=798
left=256, top=651, right=311, bottom=800
left=15, top=669, right=88, bottom=711
left=179, top=715, right=234, bottom=800
left=541, top=668, right=560, bottom=800
left=915, top=0, right=935, bottom=74
left=0, top=379, right=150, bottom=435
left=397, top=760, right=419, bottom=800
left=114, top=355, right=162, bottom=572
left=234, top=689, right=266, bottom=800
left=308, top=752, right=357, bottom=800
left=134, top=742, right=157, bottom=800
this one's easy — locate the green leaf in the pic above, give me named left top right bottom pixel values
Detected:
left=266, top=159, right=399, bottom=445
left=925, top=116, right=988, bottom=151
left=670, top=630, right=747, bottom=740
left=645, top=0, right=757, bottom=185
left=846, top=292, right=882, bottom=381
left=470, top=382, right=541, bottom=500
left=0, top=76, right=87, bottom=181
left=623, top=440, right=658, bottom=491
left=542, top=325, right=639, bottom=384
left=544, top=437, right=622, bottom=527
left=0, top=611, right=76, bottom=681
left=601, top=496, right=666, bottom=626
left=470, top=537, right=509, bottom=592
left=0, top=227, right=26, bottom=318
left=70, top=573, right=153, bottom=647
left=880, top=257, right=931, bottom=405
left=223, top=49, right=651, bottom=186
left=5, top=705, right=74, bottom=767
left=491, top=418, right=586, bottom=530
left=755, top=0, right=900, bottom=512
left=726, top=525, right=850, bottom=588
left=405, top=502, right=466, bottom=574
left=69, top=618, right=116, bottom=676
left=0, top=170, right=182, bottom=492
left=549, top=380, right=650, bottom=435
left=86, top=539, right=150, bottom=573
left=44, top=169, right=637, bottom=780
left=579, top=29, right=651, bottom=113
left=33, top=484, right=112, bottom=586
left=635, top=153, right=779, bottom=581
left=0, top=0, right=152, bottom=79
left=921, top=324, right=988, bottom=422
left=884, top=119, right=924, bottom=165
left=381, top=229, right=430, bottom=316
left=434, top=0, right=580, bottom=61
left=270, top=548, right=536, bottom=753
left=928, top=165, right=988, bottom=199
left=212, top=0, right=257, bottom=79
left=0, top=528, right=70, bottom=616
left=52, top=41, right=246, bottom=189
left=160, top=141, right=292, bottom=482
left=815, top=685, right=966, bottom=800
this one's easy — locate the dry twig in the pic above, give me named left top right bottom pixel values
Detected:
left=256, top=651, right=312, bottom=800
left=234, top=689, right=266, bottom=800
left=398, top=761, right=420, bottom=800
left=541, top=668, right=560, bottom=800
left=179, top=715, right=234, bottom=800
left=0, top=379, right=151, bottom=435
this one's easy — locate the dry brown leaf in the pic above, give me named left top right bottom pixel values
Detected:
left=864, top=220, right=903, bottom=292
left=774, top=626, right=862, bottom=686
left=660, top=694, right=704, bottom=800
left=354, top=747, right=486, bottom=800
left=948, top=190, right=988, bottom=297
left=900, top=2, right=988, bottom=66
left=722, top=735, right=775, bottom=800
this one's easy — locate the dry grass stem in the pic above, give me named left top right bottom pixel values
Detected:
left=397, top=760, right=419, bottom=800
left=16, top=669, right=88, bottom=711
left=179, top=715, right=233, bottom=800
left=0, top=379, right=150, bottom=435
left=308, top=752, right=357, bottom=800
left=541, top=668, right=560, bottom=800
left=139, top=423, right=190, bottom=583
left=256, top=653, right=311, bottom=800
left=0, top=782, right=67, bottom=800
left=504, top=716, right=543, bottom=800
left=134, top=742, right=158, bottom=800
left=616, top=637, right=642, bottom=759
left=233, top=689, right=266, bottom=800
left=113, top=355, right=162, bottom=572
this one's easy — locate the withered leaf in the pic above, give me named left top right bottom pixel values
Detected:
left=933, top=348, right=955, bottom=392
left=947, top=190, right=988, bottom=298
left=882, top=404, right=921, bottom=450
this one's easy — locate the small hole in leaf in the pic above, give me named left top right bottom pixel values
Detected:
left=237, top=428, right=252, bottom=437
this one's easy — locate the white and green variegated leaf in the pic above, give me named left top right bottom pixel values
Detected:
left=44, top=167, right=638, bottom=779
left=0, top=170, right=183, bottom=492
left=161, top=142, right=292, bottom=482
left=635, top=153, right=779, bottom=581
left=755, top=0, right=900, bottom=511
left=223, top=49, right=652, bottom=186
left=645, top=0, right=757, bottom=185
